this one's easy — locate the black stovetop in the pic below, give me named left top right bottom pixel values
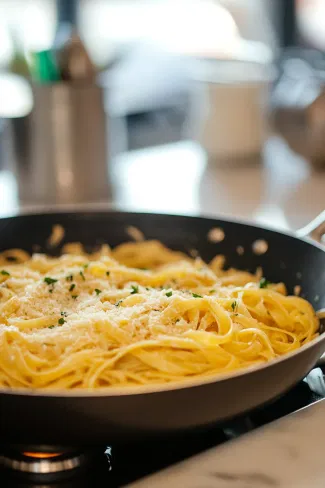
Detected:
left=1, top=367, right=324, bottom=488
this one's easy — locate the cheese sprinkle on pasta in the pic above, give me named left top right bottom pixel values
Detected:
left=0, top=240, right=319, bottom=390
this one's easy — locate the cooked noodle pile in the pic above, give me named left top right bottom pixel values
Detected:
left=0, top=240, right=319, bottom=390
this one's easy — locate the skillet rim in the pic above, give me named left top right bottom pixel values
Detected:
left=0, top=208, right=324, bottom=398
left=0, top=207, right=324, bottom=252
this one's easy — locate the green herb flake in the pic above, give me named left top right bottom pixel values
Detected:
left=209, top=289, right=215, bottom=294
left=66, top=275, right=73, bottom=282
left=83, top=264, right=89, bottom=269
left=48, top=325, right=55, bottom=329
left=165, top=291, right=173, bottom=297
left=71, top=295, right=78, bottom=300
left=130, top=285, right=139, bottom=295
left=79, top=271, right=85, bottom=281
left=95, top=288, right=102, bottom=296
left=60, top=311, right=67, bottom=317
left=58, top=317, right=65, bottom=325
left=69, top=283, right=76, bottom=292
left=0, top=270, right=10, bottom=276
left=192, top=293, right=202, bottom=298
left=231, top=301, right=237, bottom=312
left=106, top=271, right=110, bottom=276
left=115, top=299, right=123, bottom=307
left=44, top=277, right=58, bottom=286
left=145, top=287, right=150, bottom=291
left=259, top=277, right=271, bottom=289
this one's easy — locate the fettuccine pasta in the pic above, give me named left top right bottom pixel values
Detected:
left=0, top=240, right=319, bottom=390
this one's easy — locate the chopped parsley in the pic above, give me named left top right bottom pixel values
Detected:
left=44, top=277, right=58, bottom=285
left=95, top=288, right=102, bottom=296
left=58, top=317, right=65, bottom=325
left=165, top=291, right=173, bottom=297
left=130, top=285, right=138, bottom=294
left=106, top=271, right=110, bottom=276
left=115, top=299, right=123, bottom=307
left=60, top=311, right=67, bottom=317
left=145, top=287, right=150, bottom=291
left=69, top=283, right=76, bottom=292
left=192, top=293, right=202, bottom=298
left=71, top=295, right=78, bottom=300
left=79, top=271, right=85, bottom=281
left=66, top=274, right=73, bottom=282
left=83, top=264, right=89, bottom=269
left=48, top=325, right=55, bottom=329
left=231, top=301, right=237, bottom=312
left=209, top=289, right=215, bottom=294
left=44, top=276, right=58, bottom=293
left=259, top=278, right=271, bottom=289
left=0, top=270, right=10, bottom=276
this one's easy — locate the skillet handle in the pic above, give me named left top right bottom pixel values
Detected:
left=297, top=214, right=325, bottom=367
left=296, top=211, right=325, bottom=244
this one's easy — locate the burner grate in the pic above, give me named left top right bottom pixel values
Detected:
left=0, top=450, right=85, bottom=474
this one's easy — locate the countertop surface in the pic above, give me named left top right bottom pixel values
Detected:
left=1, top=136, right=325, bottom=233
left=127, top=398, right=325, bottom=488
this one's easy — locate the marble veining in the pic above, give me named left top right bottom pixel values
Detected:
left=127, top=399, right=325, bottom=488
left=211, top=472, right=278, bottom=486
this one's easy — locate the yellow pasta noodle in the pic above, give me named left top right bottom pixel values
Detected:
left=0, top=240, right=319, bottom=390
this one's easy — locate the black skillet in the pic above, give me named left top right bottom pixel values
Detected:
left=0, top=210, right=324, bottom=448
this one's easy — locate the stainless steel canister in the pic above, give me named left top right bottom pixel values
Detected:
left=7, top=83, right=111, bottom=204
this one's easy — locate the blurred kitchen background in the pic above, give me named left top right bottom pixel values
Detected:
left=0, top=0, right=325, bottom=233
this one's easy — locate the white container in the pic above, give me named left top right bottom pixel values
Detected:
left=188, top=60, right=274, bottom=163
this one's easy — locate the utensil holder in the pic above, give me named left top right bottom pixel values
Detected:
left=8, top=83, right=111, bottom=204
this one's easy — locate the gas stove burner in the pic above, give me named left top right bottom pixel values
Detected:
left=0, top=449, right=86, bottom=475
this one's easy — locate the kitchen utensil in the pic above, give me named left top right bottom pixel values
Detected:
left=31, top=49, right=61, bottom=83
left=0, top=209, right=324, bottom=447
left=56, top=30, right=96, bottom=83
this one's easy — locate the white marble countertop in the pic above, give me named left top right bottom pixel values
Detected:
left=128, top=398, right=325, bottom=488
left=1, top=137, right=325, bottom=233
